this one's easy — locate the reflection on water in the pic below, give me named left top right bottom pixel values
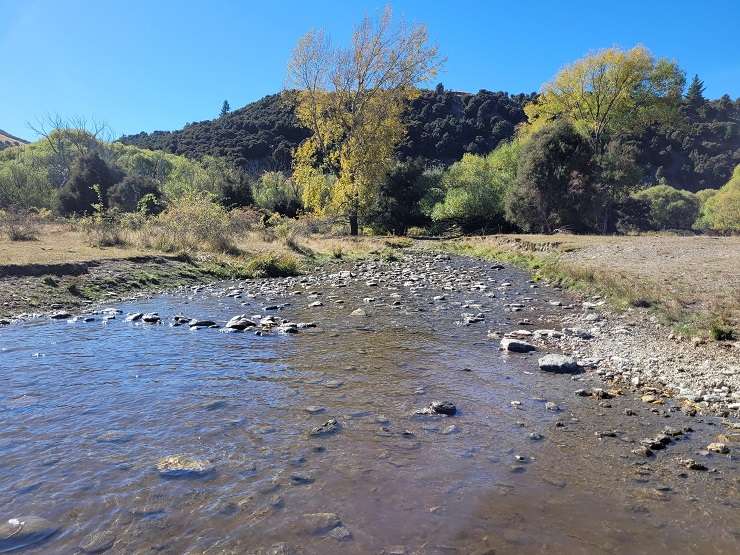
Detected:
left=1, top=256, right=738, bottom=554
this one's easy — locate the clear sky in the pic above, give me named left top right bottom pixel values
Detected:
left=2, top=0, right=739, bottom=140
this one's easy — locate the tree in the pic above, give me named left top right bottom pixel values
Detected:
left=432, top=140, right=521, bottom=232
left=58, top=152, right=124, bottom=215
left=506, top=121, right=597, bottom=233
left=220, top=100, right=231, bottom=118
left=523, top=46, right=685, bottom=149
left=632, top=182, right=700, bottom=230
left=685, top=74, right=706, bottom=109
left=287, top=6, right=443, bottom=235
left=252, top=171, right=302, bottom=216
left=372, top=158, right=435, bottom=234
left=695, top=165, right=740, bottom=232
left=107, top=175, right=160, bottom=212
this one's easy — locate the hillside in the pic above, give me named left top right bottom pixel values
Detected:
left=0, top=129, right=28, bottom=150
left=119, top=88, right=533, bottom=173
left=119, top=88, right=740, bottom=189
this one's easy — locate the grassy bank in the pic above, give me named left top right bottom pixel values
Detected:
left=433, top=234, right=739, bottom=339
left=0, top=221, right=404, bottom=318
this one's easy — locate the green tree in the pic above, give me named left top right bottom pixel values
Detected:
left=252, top=171, right=302, bottom=216
left=632, top=182, right=700, bottom=230
left=287, top=6, right=443, bottom=235
left=685, top=74, right=706, bottom=110
left=372, top=159, right=436, bottom=235
left=220, top=100, right=231, bottom=118
left=523, top=46, right=685, bottom=148
left=694, top=165, right=740, bottom=232
left=506, top=121, right=597, bottom=233
left=58, top=152, right=124, bottom=215
left=432, top=140, right=521, bottom=232
left=107, top=175, right=160, bottom=212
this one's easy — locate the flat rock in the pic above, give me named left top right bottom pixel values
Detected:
left=156, top=455, right=214, bottom=478
left=302, top=512, right=341, bottom=535
left=538, top=354, right=580, bottom=373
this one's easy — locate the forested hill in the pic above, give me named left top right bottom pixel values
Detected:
left=0, top=129, right=29, bottom=150
left=119, top=88, right=534, bottom=173
left=119, top=88, right=740, bottom=190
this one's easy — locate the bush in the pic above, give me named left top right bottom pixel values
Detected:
left=506, top=121, right=597, bottom=233
left=252, top=171, right=302, bottom=216
left=58, top=152, right=124, bottom=215
left=0, top=208, right=40, bottom=241
left=694, top=165, right=740, bottom=233
left=108, top=175, right=161, bottom=213
left=632, top=183, right=700, bottom=230
left=431, top=141, right=520, bottom=232
left=144, top=192, right=235, bottom=253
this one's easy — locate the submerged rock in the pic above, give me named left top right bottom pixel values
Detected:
left=538, top=354, right=580, bottom=373
left=309, top=419, right=340, bottom=437
left=415, top=401, right=457, bottom=416
left=156, top=455, right=214, bottom=478
left=79, top=530, right=116, bottom=553
left=0, top=516, right=58, bottom=552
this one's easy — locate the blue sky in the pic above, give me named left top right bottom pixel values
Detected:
left=2, top=0, right=739, bottom=140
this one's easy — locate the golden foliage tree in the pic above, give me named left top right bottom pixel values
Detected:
left=287, top=7, right=443, bottom=234
left=523, top=46, right=685, bottom=148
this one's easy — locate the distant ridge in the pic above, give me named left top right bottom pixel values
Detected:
left=0, top=129, right=29, bottom=149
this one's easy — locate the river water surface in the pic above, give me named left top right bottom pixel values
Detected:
left=1, top=253, right=738, bottom=554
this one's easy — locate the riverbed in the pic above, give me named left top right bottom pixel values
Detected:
left=1, top=252, right=737, bottom=554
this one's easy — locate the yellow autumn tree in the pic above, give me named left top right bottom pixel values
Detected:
left=523, top=46, right=685, bottom=148
left=286, top=7, right=443, bottom=234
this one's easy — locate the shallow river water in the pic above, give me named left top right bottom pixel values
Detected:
left=1, top=253, right=738, bottom=554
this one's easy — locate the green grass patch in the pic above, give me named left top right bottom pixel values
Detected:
left=241, top=253, right=302, bottom=278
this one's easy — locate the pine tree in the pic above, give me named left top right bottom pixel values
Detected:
left=685, top=74, right=706, bottom=108
left=220, top=100, right=230, bottom=118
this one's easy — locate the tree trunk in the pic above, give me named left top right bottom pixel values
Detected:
left=349, top=212, right=359, bottom=236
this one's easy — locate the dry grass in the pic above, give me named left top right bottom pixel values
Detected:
left=0, top=223, right=152, bottom=265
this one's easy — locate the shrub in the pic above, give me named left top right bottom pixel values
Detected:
left=58, top=152, right=124, bottom=215
left=78, top=186, right=126, bottom=247
left=431, top=141, right=520, bottom=232
left=243, top=253, right=300, bottom=277
left=694, top=166, right=740, bottom=233
left=252, top=171, right=302, bottom=216
left=108, top=175, right=161, bottom=213
left=144, top=192, right=235, bottom=253
left=632, top=183, right=700, bottom=230
left=0, top=208, right=40, bottom=241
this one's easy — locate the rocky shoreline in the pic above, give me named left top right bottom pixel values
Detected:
left=2, top=249, right=738, bottom=419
